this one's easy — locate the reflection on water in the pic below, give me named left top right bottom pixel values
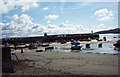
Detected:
left=53, top=43, right=119, bottom=54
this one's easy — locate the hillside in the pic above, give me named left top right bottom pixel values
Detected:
left=94, top=28, right=120, bottom=34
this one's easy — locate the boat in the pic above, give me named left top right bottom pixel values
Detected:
left=71, top=42, right=80, bottom=45
left=113, top=37, right=117, bottom=38
left=4, top=42, right=10, bottom=46
left=61, top=40, right=66, bottom=44
left=86, top=44, right=90, bottom=48
left=71, top=41, right=81, bottom=50
left=71, top=46, right=81, bottom=50
left=98, top=43, right=102, bottom=48
left=36, top=49, right=43, bottom=52
left=45, top=46, right=54, bottom=51
left=113, top=40, right=120, bottom=48
left=41, top=44, right=49, bottom=47
left=29, top=43, right=37, bottom=49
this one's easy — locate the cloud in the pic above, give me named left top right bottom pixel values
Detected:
left=76, top=24, right=83, bottom=29
left=1, top=14, right=90, bottom=38
left=12, top=14, right=19, bottom=20
left=94, top=8, right=109, bottom=16
left=48, top=24, right=56, bottom=28
left=31, top=24, right=44, bottom=33
left=2, top=14, right=34, bottom=37
left=97, top=24, right=105, bottom=27
left=94, top=8, right=113, bottom=21
left=16, top=14, right=33, bottom=24
left=0, top=0, right=39, bottom=15
left=99, top=16, right=111, bottom=21
left=108, top=11, right=113, bottom=16
left=59, top=23, right=72, bottom=27
left=41, top=7, right=49, bottom=10
left=22, top=0, right=39, bottom=12
left=45, top=15, right=59, bottom=20
left=47, top=21, right=51, bottom=23
left=32, top=24, right=42, bottom=29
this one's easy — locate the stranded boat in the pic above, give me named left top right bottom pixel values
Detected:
left=113, top=40, right=120, bottom=48
left=71, top=46, right=81, bottom=50
left=71, top=42, right=80, bottom=45
left=29, top=43, right=37, bottom=49
left=71, top=41, right=81, bottom=50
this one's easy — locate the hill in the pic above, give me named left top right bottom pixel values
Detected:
left=94, top=28, right=120, bottom=34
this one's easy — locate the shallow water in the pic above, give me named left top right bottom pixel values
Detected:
left=42, top=34, right=120, bottom=54
left=51, top=34, right=120, bottom=54
left=99, top=34, right=120, bottom=41
left=52, top=43, right=119, bottom=54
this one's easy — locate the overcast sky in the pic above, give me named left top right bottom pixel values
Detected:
left=0, top=0, right=118, bottom=38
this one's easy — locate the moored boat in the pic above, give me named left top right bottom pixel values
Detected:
left=29, top=43, right=37, bottom=49
left=71, top=46, right=81, bottom=50
left=113, top=40, right=120, bottom=48
left=36, top=49, right=43, bottom=52
left=71, top=42, right=80, bottom=45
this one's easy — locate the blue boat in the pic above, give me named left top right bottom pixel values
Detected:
left=71, top=42, right=80, bottom=45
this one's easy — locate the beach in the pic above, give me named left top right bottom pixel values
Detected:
left=1, top=1, right=119, bottom=76
left=3, top=41, right=118, bottom=75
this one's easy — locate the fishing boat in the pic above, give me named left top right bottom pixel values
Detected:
left=113, top=40, right=120, bottom=48
left=36, top=49, right=43, bottom=52
left=71, top=41, right=81, bottom=50
left=45, top=46, right=54, bottom=51
left=71, top=46, right=81, bottom=50
left=29, top=43, right=37, bottom=49
left=71, top=42, right=80, bottom=45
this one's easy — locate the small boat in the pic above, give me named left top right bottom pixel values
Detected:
left=4, top=42, right=10, bottom=46
left=61, top=41, right=66, bottom=44
left=71, top=46, right=81, bottom=50
left=113, top=37, right=117, bottom=38
left=36, top=49, right=43, bottom=52
left=98, top=43, right=102, bottom=48
left=71, top=42, right=80, bottom=45
left=113, top=40, right=120, bottom=48
left=36, top=41, right=43, bottom=46
left=29, top=43, right=37, bottom=49
left=45, top=46, right=54, bottom=51
left=86, top=44, right=90, bottom=48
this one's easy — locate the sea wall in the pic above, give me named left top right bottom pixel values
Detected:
left=2, top=34, right=99, bottom=44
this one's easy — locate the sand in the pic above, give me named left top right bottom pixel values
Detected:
left=2, top=41, right=118, bottom=75
left=4, top=49, right=118, bottom=75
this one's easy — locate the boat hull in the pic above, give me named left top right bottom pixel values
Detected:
left=113, top=44, right=120, bottom=48
left=71, top=46, right=81, bottom=50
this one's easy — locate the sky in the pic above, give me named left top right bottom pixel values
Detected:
left=0, top=0, right=119, bottom=38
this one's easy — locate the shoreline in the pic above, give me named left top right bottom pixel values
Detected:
left=2, top=40, right=118, bottom=75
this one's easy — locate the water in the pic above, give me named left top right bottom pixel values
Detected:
left=99, top=34, right=120, bottom=41
left=52, top=43, right=119, bottom=54
left=49, top=34, right=120, bottom=54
